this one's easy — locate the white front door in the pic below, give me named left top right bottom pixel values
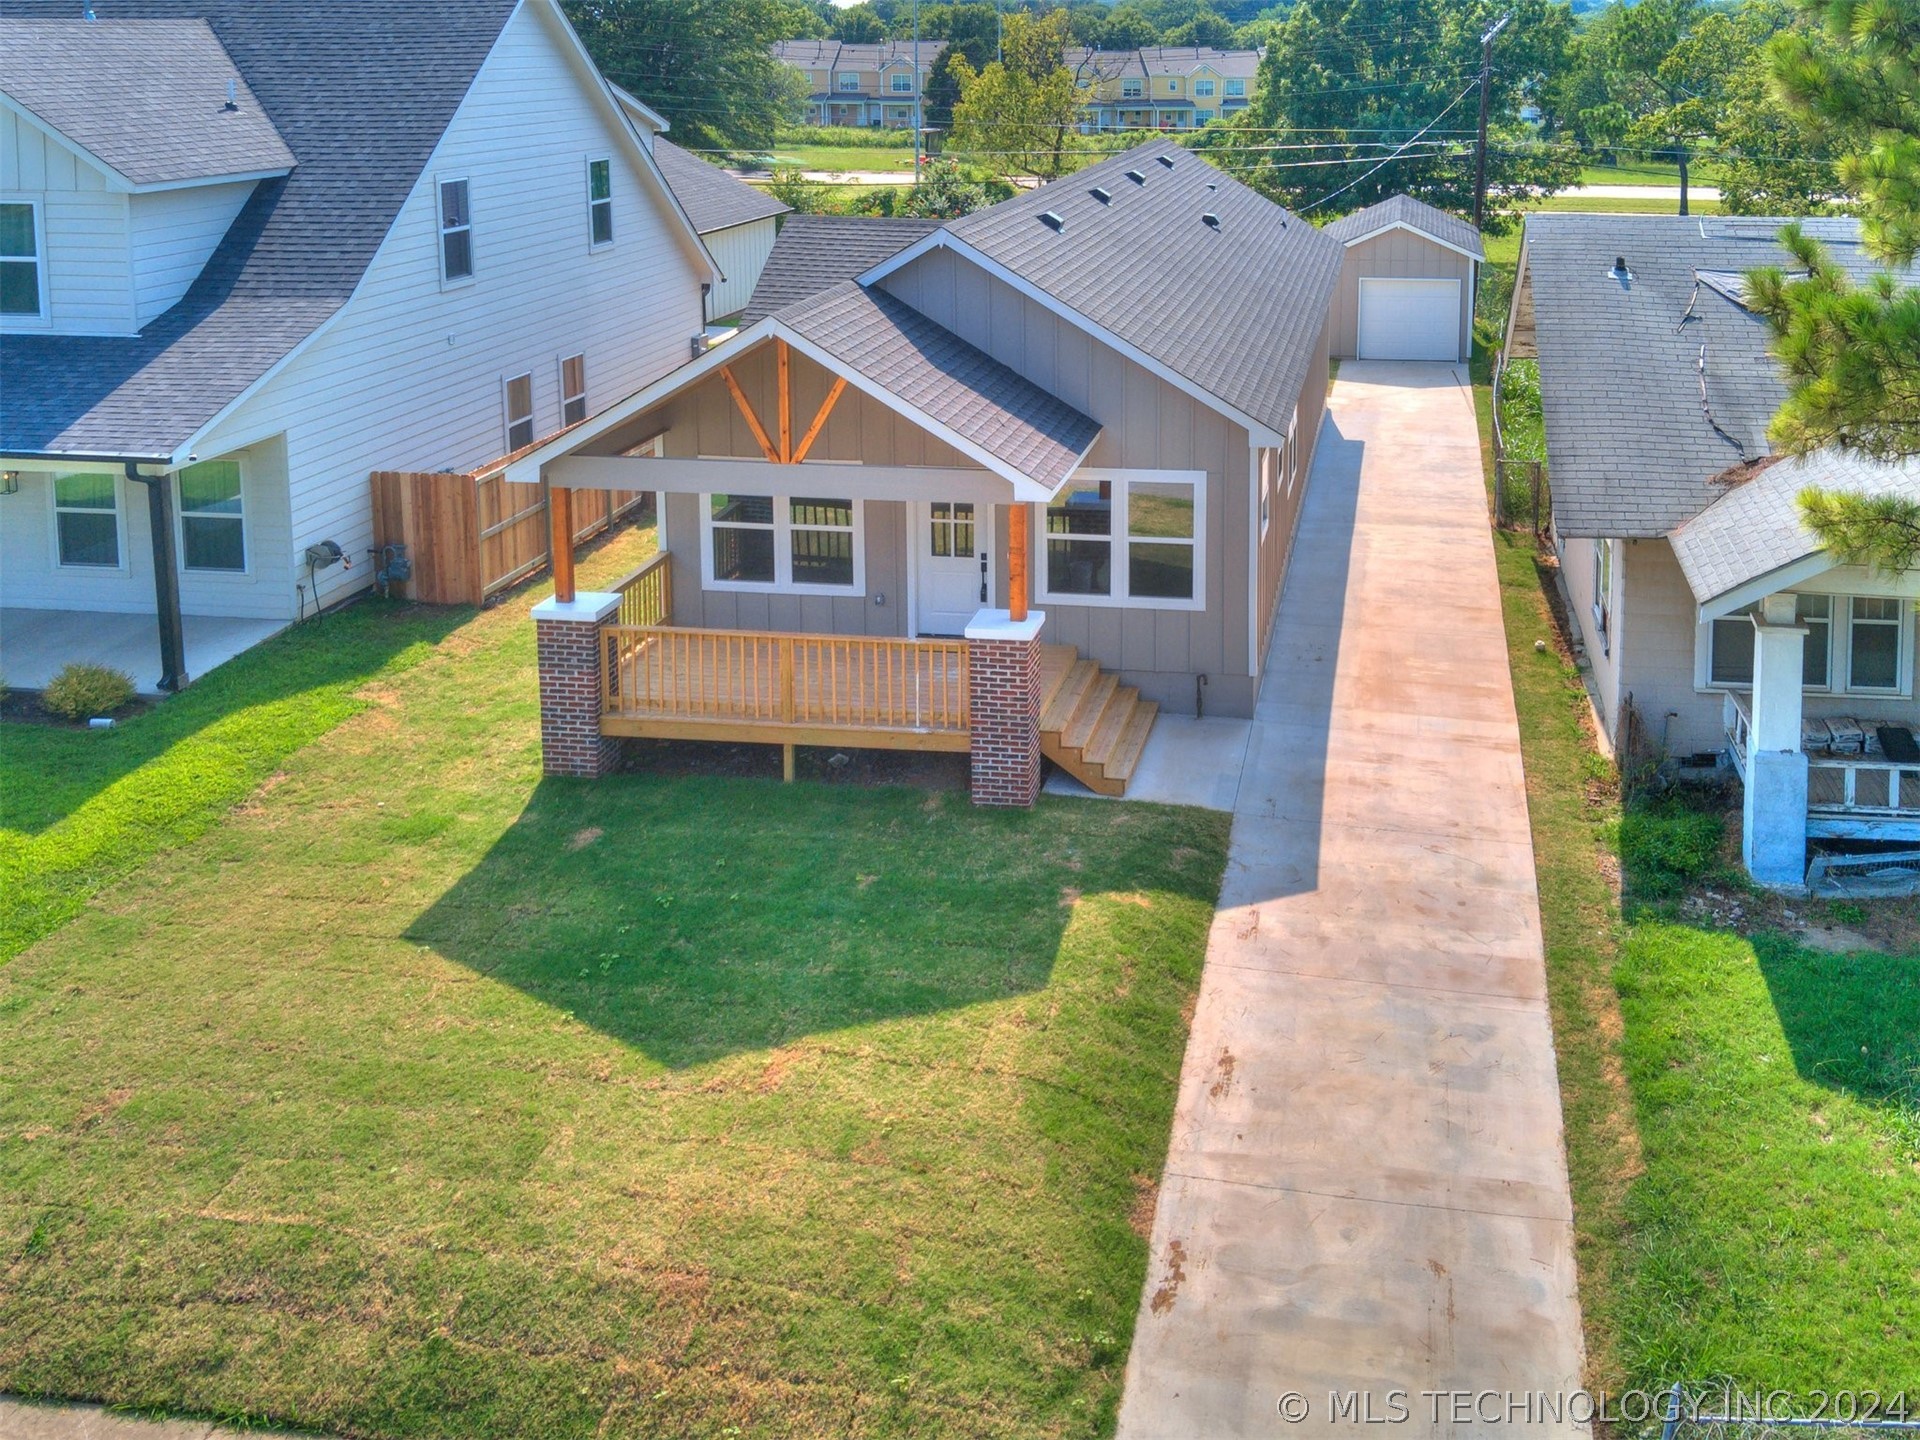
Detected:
left=915, top=500, right=986, bottom=636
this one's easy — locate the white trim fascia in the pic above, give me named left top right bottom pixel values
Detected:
left=608, top=83, right=670, bottom=135
left=856, top=230, right=1288, bottom=446
left=0, top=95, right=290, bottom=195
left=1695, top=552, right=1839, bottom=622
left=1337, top=219, right=1484, bottom=265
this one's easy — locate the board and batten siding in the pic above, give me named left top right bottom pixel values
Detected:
left=1328, top=229, right=1475, bottom=361
left=1257, top=315, right=1331, bottom=657
left=0, top=107, right=135, bottom=335
left=702, top=216, right=778, bottom=321
left=0, top=436, right=293, bottom=619
left=190, top=0, right=709, bottom=617
left=128, top=181, right=257, bottom=327
left=645, top=338, right=965, bottom=637
left=877, top=244, right=1259, bottom=715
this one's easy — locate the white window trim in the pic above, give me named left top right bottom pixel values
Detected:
left=1258, top=449, right=1272, bottom=540
left=1122, top=79, right=1143, bottom=98
left=559, top=353, right=588, bottom=427
left=1225, top=78, right=1246, bottom=96
left=1696, top=589, right=1916, bottom=698
left=1032, top=467, right=1206, bottom=613
left=1843, top=594, right=1909, bottom=694
left=698, top=491, right=867, bottom=596
left=0, top=194, right=50, bottom=328
left=837, top=73, right=861, bottom=91
left=503, top=371, right=535, bottom=454
left=1195, top=79, right=1216, bottom=97
left=890, top=73, right=914, bottom=92
left=176, top=456, right=250, bottom=576
left=1284, top=411, right=1300, bottom=496
left=1592, top=540, right=1612, bottom=656
left=586, top=157, right=614, bottom=250
left=49, top=469, right=128, bottom=573
left=437, top=175, right=475, bottom=288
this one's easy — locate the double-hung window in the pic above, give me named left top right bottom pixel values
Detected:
left=1038, top=472, right=1203, bottom=608
left=179, top=460, right=246, bottom=571
left=439, top=179, right=473, bottom=281
left=1848, top=596, right=1903, bottom=691
left=704, top=494, right=862, bottom=592
left=587, top=158, right=613, bottom=247
left=1225, top=78, right=1246, bottom=97
left=560, top=354, right=588, bottom=425
left=1121, top=78, right=1143, bottom=99
left=1195, top=79, right=1216, bottom=97
left=1707, top=592, right=1905, bottom=694
left=1258, top=450, right=1273, bottom=538
left=1592, top=540, right=1612, bottom=655
left=54, top=472, right=120, bottom=567
left=890, top=72, right=914, bottom=93
left=1, top=201, right=43, bottom=318
left=504, top=372, right=535, bottom=452
left=838, top=72, right=860, bottom=92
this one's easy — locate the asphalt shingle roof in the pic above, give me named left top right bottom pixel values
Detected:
left=1323, top=193, right=1483, bottom=259
left=0, top=19, right=294, bottom=187
left=940, top=138, right=1343, bottom=436
left=1524, top=213, right=1911, bottom=538
left=740, top=214, right=939, bottom=325
left=652, top=138, right=788, bottom=236
left=0, top=0, right=520, bottom=460
left=778, top=281, right=1100, bottom=487
left=1669, top=452, right=1920, bottom=606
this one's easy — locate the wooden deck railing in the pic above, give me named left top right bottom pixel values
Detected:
left=612, top=553, right=672, bottom=628
left=601, top=624, right=970, bottom=744
left=1725, top=690, right=1920, bottom=820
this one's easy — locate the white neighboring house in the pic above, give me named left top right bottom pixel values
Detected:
left=0, top=0, right=719, bottom=691
left=1509, top=212, right=1920, bottom=890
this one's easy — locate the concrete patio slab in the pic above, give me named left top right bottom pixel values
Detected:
left=1116, top=361, right=1585, bottom=1438
left=1043, top=713, right=1253, bottom=811
left=0, top=609, right=284, bottom=694
left=0, top=1397, right=310, bottom=1440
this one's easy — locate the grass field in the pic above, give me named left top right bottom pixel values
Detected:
left=1472, top=373, right=1920, bottom=1393
left=0, top=526, right=1231, bottom=1439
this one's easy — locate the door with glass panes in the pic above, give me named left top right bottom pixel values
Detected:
left=916, top=500, right=987, bottom=636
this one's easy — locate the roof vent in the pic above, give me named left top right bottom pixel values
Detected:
left=1039, top=210, right=1065, bottom=232
left=1202, top=212, right=1221, bottom=230
left=1125, top=168, right=1147, bottom=185
left=1609, top=255, right=1634, bottom=284
left=224, top=78, right=239, bottom=112
left=1157, top=153, right=1176, bottom=168
left=1090, top=186, right=1113, bottom=205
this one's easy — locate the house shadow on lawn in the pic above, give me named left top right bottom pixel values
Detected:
left=407, top=774, right=1102, bottom=1069
left=1753, top=932, right=1920, bottom=1129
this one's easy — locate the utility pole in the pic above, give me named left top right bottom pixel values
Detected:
left=1472, top=11, right=1512, bottom=230
left=912, top=0, right=924, bottom=176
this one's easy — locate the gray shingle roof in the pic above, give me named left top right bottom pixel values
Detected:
left=0, top=0, right=520, bottom=460
left=779, top=282, right=1100, bottom=487
left=1669, top=452, right=1920, bottom=606
left=1525, top=213, right=1912, bottom=538
left=0, top=19, right=295, bottom=187
left=740, top=214, right=939, bottom=325
left=939, top=138, right=1343, bottom=436
left=652, top=138, right=788, bottom=236
left=1323, top=193, right=1483, bottom=259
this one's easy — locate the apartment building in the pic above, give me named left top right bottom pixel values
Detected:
left=773, top=39, right=945, bottom=129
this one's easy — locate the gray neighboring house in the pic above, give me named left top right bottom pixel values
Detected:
left=739, top=214, right=940, bottom=325
left=1324, top=194, right=1484, bottom=362
left=1507, top=212, right=1920, bottom=886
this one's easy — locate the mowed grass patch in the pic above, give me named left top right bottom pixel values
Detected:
left=0, top=601, right=464, bottom=961
left=0, top=527, right=1230, bottom=1439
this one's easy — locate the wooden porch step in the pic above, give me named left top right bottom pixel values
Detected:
left=1037, top=644, right=1159, bottom=798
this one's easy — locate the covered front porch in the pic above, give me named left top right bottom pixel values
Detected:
left=0, top=607, right=284, bottom=695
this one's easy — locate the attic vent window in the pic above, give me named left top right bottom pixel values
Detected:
left=1157, top=154, right=1176, bottom=168
left=1090, top=186, right=1112, bottom=205
left=1039, top=210, right=1065, bottom=232
left=1202, top=212, right=1221, bottom=230
left=1125, top=169, right=1146, bottom=185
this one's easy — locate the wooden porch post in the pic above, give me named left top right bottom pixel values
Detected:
left=550, top=484, right=576, bottom=604
left=1008, top=501, right=1030, bottom=623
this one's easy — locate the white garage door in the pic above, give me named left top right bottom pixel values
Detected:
left=1356, top=277, right=1461, bottom=361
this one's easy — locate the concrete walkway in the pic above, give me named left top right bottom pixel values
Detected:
left=0, top=1397, right=306, bottom=1439
left=1116, top=362, right=1586, bottom=1438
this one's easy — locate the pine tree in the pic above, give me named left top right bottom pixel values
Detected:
left=1798, top=488, right=1920, bottom=571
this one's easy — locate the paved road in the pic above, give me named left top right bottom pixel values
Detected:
left=1115, top=362, right=1586, bottom=1438
left=1563, top=182, right=1720, bottom=201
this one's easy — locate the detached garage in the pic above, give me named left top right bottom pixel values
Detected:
left=1323, top=195, right=1484, bottom=362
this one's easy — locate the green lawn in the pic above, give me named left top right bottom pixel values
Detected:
left=0, top=526, right=1230, bottom=1438
left=1576, top=158, right=1724, bottom=188
left=0, top=603, right=464, bottom=962
left=1478, top=413, right=1920, bottom=1390
left=756, top=144, right=916, bottom=174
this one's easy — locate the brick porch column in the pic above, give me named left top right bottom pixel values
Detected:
left=532, top=590, right=622, bottom=778
left=965, top=608, right=1046, bottom=807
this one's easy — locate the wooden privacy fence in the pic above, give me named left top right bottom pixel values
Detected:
left=370, top=464, right=647, bottom=606
left=600, top=624, right=971, bottom=747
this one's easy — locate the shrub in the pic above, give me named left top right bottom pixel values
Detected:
left=42, top=662, right=136, bottom=720
left=1619, top=800, right=1726, bottom=899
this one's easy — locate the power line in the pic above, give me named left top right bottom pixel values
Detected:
left=1297, top=77, right=1482, bottom=212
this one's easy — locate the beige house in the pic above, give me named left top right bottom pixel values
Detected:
left=1069, top=46, right=1261, bottom=131
left=509, top=141, right=1346, bottom=802
left=773, top=39, right=944, bottom=129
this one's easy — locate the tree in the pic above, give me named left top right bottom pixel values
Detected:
left=1097, top=4, right=1164, bottom=48
left=1748, top=0, right=1920, bottom=460
left=1798, top=489, right=1920, bottom=570
left=1712, top=3, right=1844, bottom=214
left=1210, top=0, right=1580, bottom=226
left=565, top=0, right=809, bottom=150
left=949, top=12, right=1089, bottom=178
left=831, top=3, right=888, bottom=42
left=896, top=158, right=995, bottom=216
left=1163, top=9, right=1236, bottom=47
left=920, top=3, right=999, bottom=129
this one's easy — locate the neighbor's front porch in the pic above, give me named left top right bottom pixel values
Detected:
left=1724, top=686, right=1920, bottom=842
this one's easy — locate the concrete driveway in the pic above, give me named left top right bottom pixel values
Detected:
left=1116, top=362, right=1586, bottom=1438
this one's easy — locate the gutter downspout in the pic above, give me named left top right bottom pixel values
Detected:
left=122, top=461, right=187, bottom=692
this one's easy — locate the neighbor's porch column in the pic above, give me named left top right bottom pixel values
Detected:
left=532, top=585, right=621, bottom=778
left=965, top=502, right=1044, bottom=807
left=1743, top=592, right=1810, bottom=890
